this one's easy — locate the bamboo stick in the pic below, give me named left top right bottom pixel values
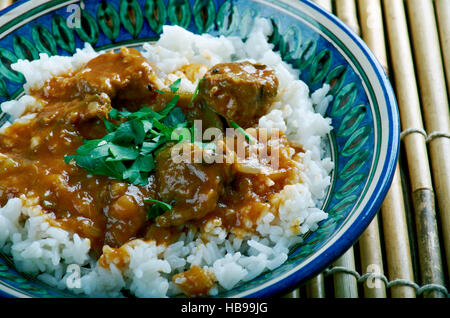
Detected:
left=357, top=0, right=389, bottom=73
left=383, top=0, right=442, bottom=296
left=330, top=0, right=360, bottom=299
left=282, top=288, right=300, bottom=298
left=0, top=0, right=12, bottom=10
left=435, top=0, right=450, bottom=95
left=388, top=0, right=446, bottom=298
left=383, top=1, right=437, bottom=295
left=355, top=0, right=388, bottom=298
left=332, top=248, right=359, bottom=298
left=335, top=0, right=360, bottom=34
left=383, top=1, right=435, bottom=195
left=433, top=0, right=450, bottom=277
left=380, top=164, right=416, bottom=297
left=313, top=0, right=333, bottom=12
left=358, top=216, right=387, bottom=297
left=405, top=0, right=448, bottom=296
left=305, top=275, right=326, bottom=298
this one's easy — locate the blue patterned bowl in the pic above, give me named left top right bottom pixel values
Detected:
left=0, top=0, right=399, bottom=298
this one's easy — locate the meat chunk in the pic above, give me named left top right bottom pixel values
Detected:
left=198, top=62, right=278, bottom=128
left=104, top=193, right=147, bottom=248
left=154, top=143, right=232, bottom=227
left=32, top=47, right=159, bottom=111
left=77, top=47, right=159, bottom=110
left=64, top=93, right=112, bottom=125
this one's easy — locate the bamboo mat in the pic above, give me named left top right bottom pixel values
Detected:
left=286, top=0, right=450, bottom=299
left=0, top=0, right=449, bottom=299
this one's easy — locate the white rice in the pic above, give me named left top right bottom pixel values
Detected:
left=0, top=18, right=333, bottom=297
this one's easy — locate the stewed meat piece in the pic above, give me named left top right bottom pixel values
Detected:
left=197, top=61, right=278, bottom=128
left=32, top=47, right=160, bottom=111
left=153, top=143, right=232, bottom=227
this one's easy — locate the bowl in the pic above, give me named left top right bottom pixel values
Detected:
left=0, top=0, right=399, bottom=298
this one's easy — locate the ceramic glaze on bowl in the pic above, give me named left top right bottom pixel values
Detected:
left=0, top=0, right=399, bottom=298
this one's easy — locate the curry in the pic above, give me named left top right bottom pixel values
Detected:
left=0, top=47, right=304, bottom=295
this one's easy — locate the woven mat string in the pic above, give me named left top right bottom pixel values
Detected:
left=400, top=127, right=450, bottom=143
left=426, top=131, right=450, bottom=143
left=323, top=266, right=449, bottom=297
left=400, top=128, right=427, bottom=140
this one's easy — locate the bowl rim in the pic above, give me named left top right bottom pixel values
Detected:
left=0, top=0, right=400, bottom=298
left=242, top=0, right=400, bottom=297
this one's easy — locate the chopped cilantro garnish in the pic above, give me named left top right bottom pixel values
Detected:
left=145, top=199, right=172, bottom=219
left=145, top=198, right=172, bottom=210
left=158, top=94, right=180, bottom=117
left=169, top=78, right=182, bottom=93
left=188, top=79, right=201, bottom=108
left=64, top=81, right=188, bottom=187
left=65, top=77, right=219, bottom=219
left=229, top=120, right=256, bottom=143
left=152, top=78, right=182, bottom=95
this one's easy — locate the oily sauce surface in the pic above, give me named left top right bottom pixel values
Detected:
left=0, top=48, right=300, bottom=257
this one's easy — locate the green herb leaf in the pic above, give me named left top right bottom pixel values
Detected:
left=147, top=205, right=163, bottom=220
left=145, top=198, right=172, bottom=220
left=163, top=107, right=186, bottom=128
left=152, top=120, right=173, bottom=140
left=141, top=120, right=154, bottom=133
left=111, top=119, right=145, bottom=145
left=188, top=79, right=201, bottom=108
left=89, top=142, right=111, bottom=159
left=158, top=94, right=180, bottom=118
left=103, top=119, right=118, bottom=132
left=230, top=120, right=256, bottom=143
left=127, top=107, right=160, bottom=121
left=140, top=141, right=160, bottom=155
left=132, top=155, right=155, bottom=172
left=122, top=169, right=147, bottom=186
left=145, top=198, right=172, bottom=210
left=65, top=89, right=192, bottom=186
left=108, top=143, right=140, bottom=161
left=108, top=108, right=121, bottom=120
left=169, top=78, right=182, bottom=93
left=97, top=159, right=127, bottom=180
